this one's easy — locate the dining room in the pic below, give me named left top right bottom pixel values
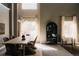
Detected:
left=1, top=3, right=79, bottom=56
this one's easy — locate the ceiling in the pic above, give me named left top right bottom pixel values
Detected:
left=17, top=3, right=39, bottom=18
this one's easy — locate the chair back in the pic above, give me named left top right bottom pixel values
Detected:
left=10, top=36, right=16, bottom=39
left=3, top=37, right=9, bottom=42
left=33, top=36, right=37, bottom=46
left=5, top=44, right=18, bottom=55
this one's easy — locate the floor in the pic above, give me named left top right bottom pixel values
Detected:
left=35, top=43, right=73, bottom=56
left=0, top=43, right=73, bottom=56
left=62, top=45, right=79, bottom=56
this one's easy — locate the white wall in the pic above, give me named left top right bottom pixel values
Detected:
left=0, top=4, right=9, bottom=47
left=40, top=3, right=79, bottom=43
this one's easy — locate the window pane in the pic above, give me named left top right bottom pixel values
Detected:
left=63, top=21, right=73, bottom=38
left=21, top=3, right=37, bottom=10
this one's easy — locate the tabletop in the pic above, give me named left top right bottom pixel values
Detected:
left=0, top=36, right=35, bottom=44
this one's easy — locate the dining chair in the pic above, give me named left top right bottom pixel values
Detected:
left=3, top=37, right=11, bottom=55
left=24, top=36, right=38, bottom=55
left=27, top=36, right=38, bottom=49
left=3, top=37, right=19, bottom=56
left=9, top=36, right=16, bottom=40
left=3, top=37, right=9, bottom=42
left=5, top=44, right=21, bottom=56
left=25, top=46, right=36, bottom=55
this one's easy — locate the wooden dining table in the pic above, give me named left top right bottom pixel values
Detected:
left=3, top=37, right=32, bottom=44
left=0, top=36, right=36, bottom=55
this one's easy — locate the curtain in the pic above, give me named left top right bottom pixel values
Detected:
left=61, top=16, right=77, bottom=43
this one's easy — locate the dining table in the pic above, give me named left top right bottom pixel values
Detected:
left=0, top=36, right=36, bottom=56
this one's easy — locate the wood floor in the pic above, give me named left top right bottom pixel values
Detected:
left=35, top=43, right=73, bottom=56
left=62, top=45, right=79, bottom=56
left=0, top=43, right=73, bottom=56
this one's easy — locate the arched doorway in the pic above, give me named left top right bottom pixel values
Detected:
left=46, top=21, right=57, bottom=44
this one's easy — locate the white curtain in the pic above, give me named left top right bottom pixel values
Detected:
left=61, top=16, right=77, bottom=42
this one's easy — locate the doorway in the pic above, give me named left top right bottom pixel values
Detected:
left=46, top=21, right=57, bottom=44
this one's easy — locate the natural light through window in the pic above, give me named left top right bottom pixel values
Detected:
left=35, top=44, right=58, bottom=51
left=20, top=19, right=38, bottom=41
left=62, top=16, right=77, bottom=40
left=63, top=21, right=75, bottom=38
left=21, top=3, right=37, bottom=10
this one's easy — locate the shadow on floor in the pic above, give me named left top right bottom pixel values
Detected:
left=62, top=45, right=79, bottom=56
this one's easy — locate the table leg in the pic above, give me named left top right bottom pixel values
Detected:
left=23, top=44, right=25, bottom=56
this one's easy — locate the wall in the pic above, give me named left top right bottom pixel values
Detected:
left=40, top=3, right=79, bottom=43
left=0, top=4, right=9, bottom=47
